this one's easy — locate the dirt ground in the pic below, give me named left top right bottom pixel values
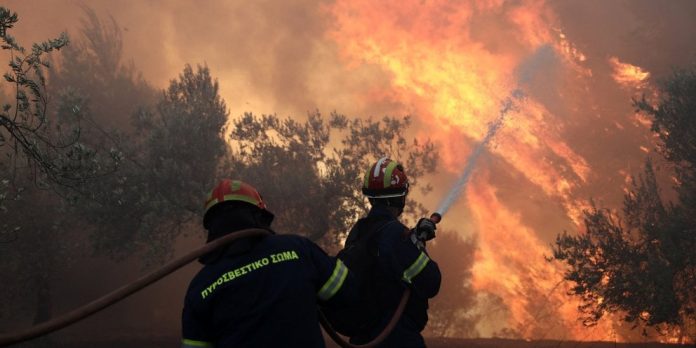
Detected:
left=423, top=338, right=689, bottom=348
left=42, top=336, right=689, bottom=348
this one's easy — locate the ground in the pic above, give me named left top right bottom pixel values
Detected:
left=44, top=336, right=688, bottom=347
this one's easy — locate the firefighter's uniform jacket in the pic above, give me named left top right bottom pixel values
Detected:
left=351, top=205, right=441, bottom=348
left=181, top=233, right=354, bottom=348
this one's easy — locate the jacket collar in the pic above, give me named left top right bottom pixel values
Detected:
left=367, top=205, right=398, bottom=220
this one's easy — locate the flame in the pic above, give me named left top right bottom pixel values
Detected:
left=609, top=57, right=650, bottom=88
left=634, top=113, right=653, bottom=128
left=327, top=0, right=648, bottom=341
left=469, top=176, right=615, bottom=339
left=328, top=0, right=591, bottom=222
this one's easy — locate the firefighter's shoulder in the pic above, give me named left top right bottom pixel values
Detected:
left=378, top=219, right=410, bottom=243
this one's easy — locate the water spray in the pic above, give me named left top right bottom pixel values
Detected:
left=434, top=89, right=524, bottom=218
left=430, top=44, right=553, bottom=218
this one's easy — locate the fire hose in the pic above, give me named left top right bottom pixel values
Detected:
left=0, top=228, right=411, bottom=348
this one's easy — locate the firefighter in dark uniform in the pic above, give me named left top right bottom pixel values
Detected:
left=181, top=179, right=355, bottom=348
left=348, top=157, right=441, bottom=347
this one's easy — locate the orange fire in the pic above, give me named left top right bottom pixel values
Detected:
left=609, top=57, right=650, bottom=89
left=326, top=0, right=636, bottom=340
left=469, top=177, right=617, bottom=339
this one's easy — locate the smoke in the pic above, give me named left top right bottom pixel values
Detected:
left=2, top=0, right=393, bottom=119
left=516, top=44, right=558, bottom=86
left=550, top=0, right=696, bottom=77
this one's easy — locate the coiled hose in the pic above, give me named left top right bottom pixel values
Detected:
left=0, top=228, right=407, bottom=347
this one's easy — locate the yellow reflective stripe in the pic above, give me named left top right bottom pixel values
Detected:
left=182, top=339, right=213, bottom=347
left=223, top=193, right=259, bottom=206
left=205, top=193, right=260, bottom=211
left=318, top=259, right=349, bottom=301
left=402, top=252, right=429, bottom=283
left=382, top=161, right=398, bottom=187
left=205, top=198, right=219, bottom=211
left=363, top=169, right=370, bottom=189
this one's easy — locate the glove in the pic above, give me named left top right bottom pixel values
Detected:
left=410, top=217, right=437, bottom=250
left=414, top=217, right=437, bottom=241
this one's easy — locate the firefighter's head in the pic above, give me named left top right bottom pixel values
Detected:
left=362, top=157, right=409, bottom=216
left=203, top=179, right=274, bottom=241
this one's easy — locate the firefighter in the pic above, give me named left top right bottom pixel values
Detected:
left=345, top=157, right=441, bottom=347
left=181, top=179, right=355, bottom=348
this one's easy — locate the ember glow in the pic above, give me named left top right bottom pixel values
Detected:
left=609, top=57, right=650, bottom=89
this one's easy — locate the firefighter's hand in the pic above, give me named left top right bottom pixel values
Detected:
left=413, top=217, right=437, bottom=242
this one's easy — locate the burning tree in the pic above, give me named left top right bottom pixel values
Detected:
left=552, top=68, right=696, bottom=343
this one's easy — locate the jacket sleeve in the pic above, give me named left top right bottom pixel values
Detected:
left=304, top=238, right=357, bottom=307
left=378, top=224, right=441, bottom=299
left=181, top=286, right=214, bottom=348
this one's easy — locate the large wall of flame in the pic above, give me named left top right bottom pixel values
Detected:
left=3, top=0, right=696, bottom=342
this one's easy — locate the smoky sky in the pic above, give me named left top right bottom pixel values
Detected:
left=3, top=0, right=395, bottom=119
left=551, top=0, right=696, bottom=77
left=4, top=0, right=695, bottom=118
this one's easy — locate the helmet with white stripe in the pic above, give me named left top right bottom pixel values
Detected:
left=362, top=157, right=409, bottom=198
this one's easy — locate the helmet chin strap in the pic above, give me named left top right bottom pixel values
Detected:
left=384, top=196, right=406, bottom=216
left=253, top=209, right=274, bottom=229
left=368, top=194, right=407, bottom=217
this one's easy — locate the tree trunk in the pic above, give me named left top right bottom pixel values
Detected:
left=32, top=271, right=52, bottom=324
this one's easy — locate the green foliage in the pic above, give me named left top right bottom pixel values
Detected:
left=147, top=64, right=227, bottom=212
left=78, top=64, right=227, bottom=262
left=0, top=6, right=115, bottom=191
left=553, top=164, right=682, bottom=329
left=0, top=6, right=140, bottom=327
left=635, top=69, right=696, bottom=170
left=635, top=68, right=696, bottom=218
left=227, top=111, right=438, bottom=246
left=0, top=7, right=18, bottom=39
left=553, top=68, right=696, bottom=341
left=50, top=5, right=155, bottom=129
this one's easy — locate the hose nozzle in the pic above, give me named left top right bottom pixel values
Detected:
left=429, top=212, right=442, bottom=224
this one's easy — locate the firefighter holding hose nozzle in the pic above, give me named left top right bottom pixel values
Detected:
left=181, top=179, right=357, bottom=348
left=323, top=157, right=441, bottom=348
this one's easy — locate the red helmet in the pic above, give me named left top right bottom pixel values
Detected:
left=203, top=179, right=272, bottom=228
left=362, top=157, right=409, bottom=198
